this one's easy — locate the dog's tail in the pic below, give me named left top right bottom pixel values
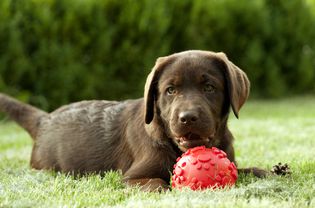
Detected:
left=0, top=93, right=48, bottom=139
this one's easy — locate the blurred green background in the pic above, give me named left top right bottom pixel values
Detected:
left=0, top=0, right=314, bottom=111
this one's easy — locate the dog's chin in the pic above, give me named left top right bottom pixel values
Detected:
left=173, top=133, right=212, bottom=152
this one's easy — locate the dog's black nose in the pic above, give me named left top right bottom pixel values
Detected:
left=179, top=111, right=198, bottom=124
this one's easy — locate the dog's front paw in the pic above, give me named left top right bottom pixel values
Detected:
left=140, top=178, right=170, bottom=192
left=238, top=167, right=271, bottom=178
left=124, top=178, right=170, bottom=192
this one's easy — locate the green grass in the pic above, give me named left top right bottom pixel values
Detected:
left=1, top=96, right=315, bottom=208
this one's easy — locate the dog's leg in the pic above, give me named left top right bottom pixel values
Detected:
left=238, top=167, right=270, bottom=178
left=220, top=139, right=270, bottom=178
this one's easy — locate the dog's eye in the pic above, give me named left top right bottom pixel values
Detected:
left=204, top=83, right=215, bottom=93
left=166, top=86, right=176, bottom=95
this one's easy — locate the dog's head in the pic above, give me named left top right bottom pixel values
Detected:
left=144, top=50, right=249, bottom=152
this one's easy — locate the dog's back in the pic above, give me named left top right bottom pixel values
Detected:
left=0, top=93, right=137, bottom=174
left=32, top=100, right=129, bottom=173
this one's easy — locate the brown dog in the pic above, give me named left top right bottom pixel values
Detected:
left=0, top=50, right=267, bottom=191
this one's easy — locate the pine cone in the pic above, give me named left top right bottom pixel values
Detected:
left=271, top=162, right=291, bottom=176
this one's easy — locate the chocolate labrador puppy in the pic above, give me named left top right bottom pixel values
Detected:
left=0, top=50, right=267, bottom=191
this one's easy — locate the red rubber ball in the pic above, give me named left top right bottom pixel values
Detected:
left=172, top=146, right=238, bottom=190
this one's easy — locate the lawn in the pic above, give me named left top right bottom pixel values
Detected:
left=0, top=96, right=314, bottom=208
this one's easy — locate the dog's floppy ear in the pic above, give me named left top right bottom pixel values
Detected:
left=144, top=56, right=173, bottom=124
left=216, top=52, right=250, bottom=118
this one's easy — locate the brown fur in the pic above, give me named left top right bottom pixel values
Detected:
left=0, top=50, right=268, bottom=192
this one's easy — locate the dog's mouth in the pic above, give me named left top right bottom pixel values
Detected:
left=174, top=132, right=212, bottom=151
